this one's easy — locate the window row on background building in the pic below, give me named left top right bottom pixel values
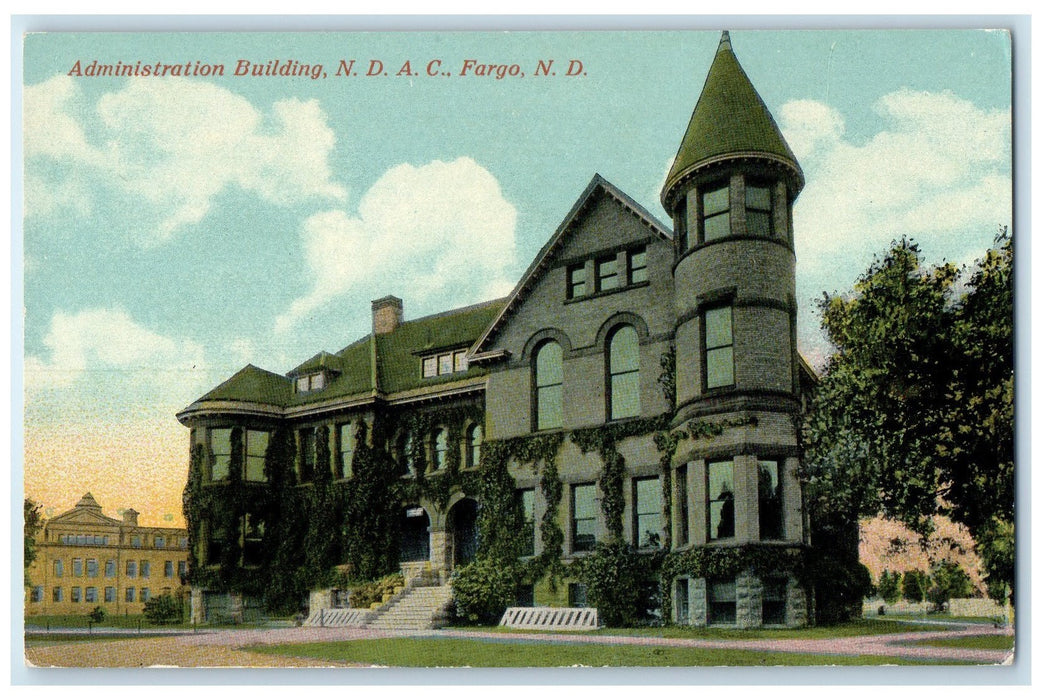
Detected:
left=51, top=557, right=186, bottom=579
left=56, top=533, right=187, bottom=548
left=33, top=585, right=176, bottom=605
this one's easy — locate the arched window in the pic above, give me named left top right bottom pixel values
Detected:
left=608, top=325, right=640, bottom=420
left=534, top=341, right=563, bottom=430
left=466, top=424, right=483, bottom=468
left=431, top=428, right=448, bottom=470
left=398, top=433, right=414, bottom=475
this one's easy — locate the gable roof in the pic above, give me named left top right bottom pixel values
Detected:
left=662, top=31, right=802, bottom=208
left=47, top=493, right=123, bottom=527
left=472, top=174, right=671, bottom=355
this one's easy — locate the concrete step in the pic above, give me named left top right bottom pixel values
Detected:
left=367, top=585, right=453, bottom=631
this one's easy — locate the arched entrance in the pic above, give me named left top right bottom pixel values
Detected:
left=399, top=505, right=430, bottom=563
left=448, top=498, right=479, bottom=567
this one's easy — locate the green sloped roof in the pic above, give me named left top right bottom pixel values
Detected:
left=376, top=298, right=506, bottom=394
left=196, top=364, right=294, bottom=405
left=187, top=298, right=507, bottom=413
left=663, top=32, right=800, bottom=204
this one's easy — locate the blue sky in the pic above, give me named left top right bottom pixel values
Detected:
left=20, top=29, right=1012, bottom=522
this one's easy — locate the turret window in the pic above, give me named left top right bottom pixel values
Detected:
left=704, top=306, right=735, bottom=389
left=758, top=460, right=784, bottom=540
left=534, top=341, right=564, bottom=430
left=701, top=184, right=731, bottom=242
left=745, top=183, right=773, bottom=236
left=210, top=428, right=232, bottom=481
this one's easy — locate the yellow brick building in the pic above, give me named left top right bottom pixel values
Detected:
left=26, top=493, right=189, bottom=618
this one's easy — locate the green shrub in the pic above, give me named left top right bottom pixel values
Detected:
left=901, top=569, right=929, bottom=604
left=348, top=573, right=405, bottom=609
left=451, top=558, right=521, bottom=624
left=143, top=594, right=180, bottom=625
left=927, top=561, right=973, bottom=612
left=87, top=606, right=106, bottom=624
left=572, top=540, right=660, bottom=627
left=877, top=569, right=901, bottom=604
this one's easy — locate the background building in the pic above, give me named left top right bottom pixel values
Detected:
left=178, top=32, right=817, bottom=628
left=25, top=493, right=189, bottom=618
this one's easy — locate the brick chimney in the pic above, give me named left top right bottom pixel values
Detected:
left=122, top=508, right=139, bottom=527
left=372, top=295, right=403, bottom=335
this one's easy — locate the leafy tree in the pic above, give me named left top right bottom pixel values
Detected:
left=878, top=569, right=901, bottom=605
left=901, top=569, right=928, bottom=604
left=87, top=606, right=106, bottom=624
left=976, top=517, right=1014, bottom=603
left=804, top=234, right=1014, bottom=598
left=143, top=594, right=181, bottom=625
left=24, top=498, right=43, bottom=587
left=927, top=561, right=973, bottom=612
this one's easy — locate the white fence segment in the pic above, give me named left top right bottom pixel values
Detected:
left=499, top=607, right=599, bottom=630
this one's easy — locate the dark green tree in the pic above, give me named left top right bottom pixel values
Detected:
left=902, top=569, right=928, bottom=604
left=24, top=498, right=43, bottom=588
left=878, top=569, right=902, bottom=605
left=926, top=561, right=973, bottom=612
left=143, top=594, right=181, bottom=625
left=804, top=234, right=1014, bottom=599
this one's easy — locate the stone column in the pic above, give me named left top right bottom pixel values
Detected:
left=429, top=529, right=450, bottom=579
left=190, top=587, right=204, bottom=625
left=690, top=578, right=708, bottom=627
left=735, top=572, right=762, bottom=629
left=786, top=578, right=808, bottom=627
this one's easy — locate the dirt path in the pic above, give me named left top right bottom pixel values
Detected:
left=24, top=623, right=1014, bottom=668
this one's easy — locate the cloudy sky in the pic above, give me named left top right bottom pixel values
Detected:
left=20, top=29, right=1012, bottom=526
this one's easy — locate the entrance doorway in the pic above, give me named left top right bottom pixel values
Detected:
left=448, top=498, right=479, bottom=567
left=399, top=505, right=430, bottom=562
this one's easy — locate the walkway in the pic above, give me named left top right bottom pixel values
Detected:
left=24, top=621, right=1013, bottom=667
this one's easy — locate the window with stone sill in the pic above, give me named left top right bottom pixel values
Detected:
left=104, top=586, right=116, bottom=603
left=210, top=427, right=232, bottom=481
left=608, top=325, right=640, bottom=420
left=125, top=587, right=135, bottom=603
left=633, top=476, right=663, bottom=548
left=703, top=305, right=734, bottom=390
left=534, top=340, right=564, bottom=431
left=628, top=247, right=648, bottom=285
left=567, top=263, right=587, bottom=299
left=758, top=459, right=784, bottom=540
left=707, top=460, right=735, bottom=541
left=571, top=483, right=597, bottom=553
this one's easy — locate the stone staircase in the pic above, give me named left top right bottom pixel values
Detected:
left=367, top=584, right=454, bottom=631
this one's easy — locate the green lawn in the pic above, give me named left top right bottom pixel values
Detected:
left=451, top=618, right=942, bottom=640
left=912, top=635, right=1015, bottom=651
left=247, top=637, right=960, bottom=667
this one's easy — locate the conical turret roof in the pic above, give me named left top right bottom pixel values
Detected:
left=662, top=31, right=802, bottom=208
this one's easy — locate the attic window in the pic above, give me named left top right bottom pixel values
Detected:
left=422, top=350, right=468, bottom=378
left=296, top=372, right=325, bottom=393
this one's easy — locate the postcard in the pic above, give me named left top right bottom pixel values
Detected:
left=20, top=25, right=1015, bottom=672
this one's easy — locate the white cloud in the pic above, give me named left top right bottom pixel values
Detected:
left=23, top=74, right=345, bottom=243
left=276, top=157, right=518, bottom=333
left=782, top=89, right=1011, bottom=365
left=25, top=308, right=210, bottom=420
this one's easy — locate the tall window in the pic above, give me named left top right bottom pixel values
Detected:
left=104, top=586, right=116, bottom=603
left=675, top=196, right=688, bottom=252
left=708, top=460, right=735, bottom=540
left=567, top=263, right=587, bottom=299
left=758, top=460, right=784, bottom=540
left=155, top=536, right=166, bottom=548
left=595, top=255, right=619, bottom=292
left=701, top=183, right=730, bottom=242
left=141, top=561, right=151, bottom=578
left=675, top=578, right=690, bottom=624
left=71, top=587, right=82, bottom=603
left=31, top=586, right=43, bottom=603
left=704, top=306, right=734, bottom=389
left=52, top=587, right=63, bottom=602
left=519, top=488, right=536, bottom=557
left=339, top=422, right=355, bottom=478
left=707, top=579, right=737, bottom=624
left=466, top=424, right=483, bottom=468
left=572, top=484, right=597, bottom=553
left=105, top=560, right=115, bottom=577
left=126, top=560, right=137, bottom=577
left=125, top=587, right=135, bottom=603
left=431, top=428, right=448, bottom=470
left=762, top=577, right=788, bottom=625
left=634, top=477, right=663, bottom=548
left=245, top=430, right=269, bottom=482
left=299, top=428, right=316, bottom=482
left=745, top=183, right=773, bottom=236
left=568, top=582, right=588, bottom=608
left=53, top=560, right=63, bottom=578
left=86, top=559, right=98, bottom=578
left=608, top=325, right=640, bottom=420
left=73, top=559, right=83, bottom=577
left=534, top=341, right=563, bottom=430
left=210, top=428, right=232, bottom=481
left=628, top=248, right=648, bottom=284
left=398, top=433, right=415, bottom=475
left=243, top=515, right=264, bottom=567
left=165, top=561, right=174, bottom=578
left=85, top=587, right=97, bottom=603
left=677, top=464, right=690, bottom=546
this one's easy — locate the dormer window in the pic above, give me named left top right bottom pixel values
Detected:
left=422, top=349, right=469, bottom=378
left=296, top=372, right=325, bottom=393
